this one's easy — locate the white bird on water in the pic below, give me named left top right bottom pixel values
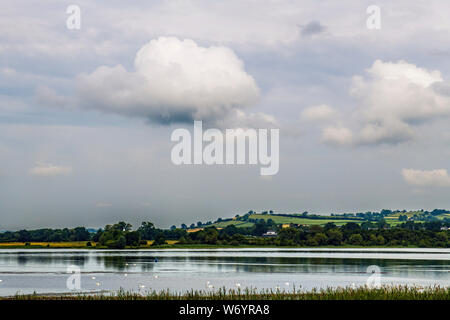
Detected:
left=91, top=276, right=96, bottom=280
left=154, top=275, right=158, bottom=279
left=96, top=282, right=100, bottom=286
left=285, top=282, right=290, bottom=286
left=235, top=283, right=241, bottom=288
left=124, top=273, right=128, bottom=277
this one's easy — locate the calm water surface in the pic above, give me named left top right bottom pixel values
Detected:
left=0, top=248, right=448, bottom=296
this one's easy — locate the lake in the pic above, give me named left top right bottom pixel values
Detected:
left=0, top=248, right=448, bottom=296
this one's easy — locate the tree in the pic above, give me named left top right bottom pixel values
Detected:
left=279, top=228, right=299, bottom=245
left=349, top=234, right=363, bottom=245
left=327, top=229, right=343, bottom=245
left=309, top=225, right=324, bottom=234
left=138, top=222, right=156, bottom=240
left=18, top=230, right=31, bottom=242
left=342, top=222, right=361, bottom=234
left=71, top=227, right=90, bottom=241
left=253, top=220, right=268, bottom=236
left=204, top=228, right=219, bottom=244
left=92, top=229, right=103, bottom=242
left=115, top=236, right=126, bottom=249
left=376, top=235, right=385, bottom=245
left=324, top=222, right=337, bottom=231
left=369, top=234, right=378, bottom=245
left=222, top=225, right=238, bottom=236
left=114, top=222, right=132, bottom=232
left=313, top=233, right=328, bottom=246
left=125, top=231, right=141, bottom=246
left=306, top=236, right=318, bottom=246
left=230, top=234, right=246, bottom=245
left=152, top=233, right=167, bottom=246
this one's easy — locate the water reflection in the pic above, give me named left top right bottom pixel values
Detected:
left=1, top=251, right=448, bottom=276
left=0, top=249, right=448, bottom=295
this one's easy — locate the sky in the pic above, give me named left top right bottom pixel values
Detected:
left=2, top=0, right=450, bottom=230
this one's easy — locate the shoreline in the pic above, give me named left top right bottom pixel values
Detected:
left=0, top=243, right=436, bottom=250
left=0, top=243, right=450, bottom=252
left=3, top=286, right=450, bottom=300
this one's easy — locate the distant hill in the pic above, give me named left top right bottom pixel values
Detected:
left=184, top=209, right=450, bottom=230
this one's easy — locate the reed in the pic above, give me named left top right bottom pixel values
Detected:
left=8, top=285, right=450, bottom=300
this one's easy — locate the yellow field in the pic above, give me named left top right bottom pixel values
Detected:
left=145, top=240, right=178, bottom=245
left=0, top=240, right=179, bottom=248
left=187, top=228, right=203, bottom=233
left=0, top=241, right=93, bottom=247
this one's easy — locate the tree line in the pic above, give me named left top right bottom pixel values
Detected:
left=0, top=219, right=448, bottom=248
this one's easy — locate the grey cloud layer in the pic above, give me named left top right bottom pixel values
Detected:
left=3, top=1, right=450, bottom=229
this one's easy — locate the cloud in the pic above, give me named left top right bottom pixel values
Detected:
left=96, top=202, right=112, bottom=208
left=318, top=60, right=450, bottom=147
left=301, top=104, right=335, bottom=122
left=34, top=85, right=72, bottom=108
left=402, top=169, right=450, bottom=187
left=216, top=109, right=279, bottom=129
left=300, top=21, right=326, bottom=37
left=29, top=164, right=73, bottom=176
left=321, top=126, right=353, bottom=147
left=75, top=37, right=261, bottom=126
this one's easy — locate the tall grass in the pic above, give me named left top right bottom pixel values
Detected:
left=9, top=285, right=450, bottom=300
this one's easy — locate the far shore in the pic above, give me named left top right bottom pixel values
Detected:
left=0, top=241, right=441, bottom=250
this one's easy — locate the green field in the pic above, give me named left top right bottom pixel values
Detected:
left=384, top=210, right=449, bottom=224
left=248, top=214, right=361, bottom=226
left=211, top=220, right=254, bottom=228
left=385, top=211, right=422, bottom=218
left=205, top=211, right=449, bottom=229
left=211, top=214, right=385, bottom=229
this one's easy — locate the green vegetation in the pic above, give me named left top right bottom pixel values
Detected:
left=211, top=220, right=254, bottom=228
left=204, top=209, right=450, bottom=229
left=8, top=286, right=450, bottom=300
left=0, top=209, right=449, bottom=248
left=178, top=220, right=449, bottom=247
left=249, top=214, right=357, bottom=226
left=0, top=227, right=91, bottom=243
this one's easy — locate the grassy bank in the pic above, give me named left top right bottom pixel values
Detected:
left=0, top=240, right=179, bottom=249
left=0, top=242, right=428, bottom=249
left=0, top=242, right=426, bottom=249
left=7, top=286, right=450, bottom=300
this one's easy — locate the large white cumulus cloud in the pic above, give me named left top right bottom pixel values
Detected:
left=76, top=37, right=260, bottom=125
left=320, top=60, right=450, bottom=146
left=402, top=169, right=450, bottom=187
